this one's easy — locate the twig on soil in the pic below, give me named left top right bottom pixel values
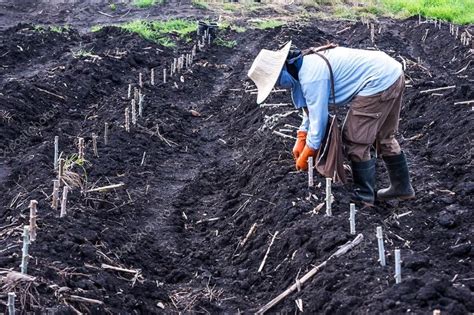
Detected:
left=68, top=295, right=103, bottom=305
left=454, top=100, right=474, bottom=105
left=336, top=26, right=351, bottom=34
left=260, top=103, right=291, bottom=108
left=196, top=217, right=220, bottom=224
left=273, top=131, right=296, bottom=140
left=258, top=231, right=279, bottom=273
left=98, top=11, right=114, bottom=18
left=141, top=152, right=146, bottom=166
left=232, top=198, right=251, bottom=217
left=85, top=183, right=124, bottom=193
left=420, top=85, right=456, bottom=94
left=256, top=234, right=364, bottom=314
left=101, top=263, right=139, bottom=274
left=36, top=87, right=65, bottom=100
left=240, top=223, right=257, bottom=247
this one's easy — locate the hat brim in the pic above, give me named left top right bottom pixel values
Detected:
left=248, top=41, right=292, bottom=104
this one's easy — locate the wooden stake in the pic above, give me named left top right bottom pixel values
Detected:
left=133, top=87, right=139, bottom=103
left=325, top=178, right=332, bottom=216
left=29, top=200, right=38, bottom=242
left=395, top=249, right=402, bottom=283
left=92, top=133, right=98, bottom=157
left=376, top=226, right=386, bottom=266
left=139, top=72, right=143, bottom=88
left=349, top=203, right=356, bottom=235
left=150, top=68, right=155, bottom=86
left=256, top=234, right=364, bottom=314
left=104, top=122, right=109, bottom=145
left=125, top=107, right=130, bottom=132
left=54, top=136, right=59, bottom=170
left=138, top=92, right=144, bottom=117
left=163, top=68, right=167, bottom=83
left=131, top=99, right=137, bottom=126
left=308, top=156, right=314, bottom=187
left=258, top=231, right=279, bottom=273
left=370, top=23, right=375, bottom=43
left=58, top=158, right=64, bottom=181
left=52, top=179, right=60, bottom=210
left=127, top=84, right=132, bottom=99
left=20, top=225, right=30, bottom=274
left=7, top=292, right=15, bottom=315
left=60, top=186, right=68, bottom=218
left=78, top=137, right=85, bottom=160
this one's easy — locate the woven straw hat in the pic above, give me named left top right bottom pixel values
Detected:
left=248, top=41, right=292, bottom=104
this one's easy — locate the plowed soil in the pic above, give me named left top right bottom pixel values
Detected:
left=0, top=7, right=473, bottom=314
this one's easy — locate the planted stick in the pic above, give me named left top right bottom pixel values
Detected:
left=92, top=133, right=98, bottom=157
left=20, top=225, right=30, bottom=274
left=78, top=137, right=85, bottom=160
left=163, top=68, right=167, bottom=83
left=127, top=84, right=132, bottom=99
left=349, top=203, right=356, bottom=235
left=52, top=179, right=60, bottom=210
left=173, top=58, right=177, bottom=74
left=104, top=122, right=109, bottom=145
left=150, top=68, right=155, bottom=86
left=131, top=99, right=137, bottom=126
left=370, top=23, right=375, bottom=43
left=7, top=292, right=15, bottom=315
left=258, top=231, right=279, bottom=273
left=139, top=72, right=143, bottom=88
left=376, top=226, right=386, bottom=266
left=256, top=234, right=364, bottom=314
left=54, top=136, right=59, bottom=170
left=308, top=156, right=314, bottom=187
left=125, top=107, right=130, bottom=132
left=58, top=158, right=64, bottom=181
left=133, top=87, right=139, bottom=103
left=60, top=186, right=68, bottom=218
left=140, top=151, right=146, bottom=166
left=29, top=200, right=38, bottom=242
left=138, top=93, right=144, bottom=117
left=395, top=249, right=402, bottom=283
left=325, top=178, right=332, bottom=216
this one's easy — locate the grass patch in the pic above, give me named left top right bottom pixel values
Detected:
left=214, top=37, right=237, bottom=48
left=231, top=25, right=246, bottom=33
left=34, top=25, right=70, bottom=33
left=222, top=3, right=239, bottom=12
left=252, top=20, right=286, bottom=30
left=119, top=19, right=197, bottom=47
left=109, top=3, right=117, bottom=11
left=192, top=0, right=209, bottom=10
left=91, top=25, right=103, bottom=32
left=133, top=0, right=161, bottom=8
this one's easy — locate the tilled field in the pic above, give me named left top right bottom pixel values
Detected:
left=0, top=13, right=473, bottom=314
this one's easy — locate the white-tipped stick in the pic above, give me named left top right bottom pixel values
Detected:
left=395, top=249, right=401, bottom=283
left=52, top=179, right=60, bottom=210
left=349, top=203, right=356, bottom=235
left=370, top=23, right=375, bottom=43
left=58, top=158, right=64, bottom=181
left=29, top=200, right=38, bottom=242
left=20, top=225, right=30, bottom=274
left=131, top=99, right=137, bottom=126
left=150, top=68, right=155, bottom=86
left=104, top=122, right=109, bottom=145
left=92, top=133, right=98, bottom=157
left=141, top=151, right=146, bottom=166
left=127, top=84, right=132, bottom=99
left=54, top=136, right=59, bottom=170
left=138, top=93, right=144, bottom=117
left=192, top=45, right=196, bottom=57
left=7, top=292, right=16, bottom=315
left=181, top=54, right=185, bottom=69
left=258, top=231, right=279, bottom=273
left=307, top=156, right=314, bottom=187
left=139, top=72, right=143, bottom=88
left=173, top=58, right=177, bottom=74
left=325, top=178, right=332, bottom=216
left=376, top=226, right=386, bottom=266
left=78, top=137, right=85, bottom=160
left=60, top=186, right=69, bottom=218
left=163, top=68, right=167, bottom=83
left=133, top=87, right=139, bottom=102
left=125, top=107, right=130, bottom=132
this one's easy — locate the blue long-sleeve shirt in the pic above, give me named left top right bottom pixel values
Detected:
left=298, top=47, right=403, bottom=150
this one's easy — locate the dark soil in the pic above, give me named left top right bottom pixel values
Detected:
left=0, top=10, right=473, bottom=315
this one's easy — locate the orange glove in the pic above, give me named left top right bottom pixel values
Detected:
left=295, top=145, right=318, bottom=171
left=292, top=131, right=307, bottom=160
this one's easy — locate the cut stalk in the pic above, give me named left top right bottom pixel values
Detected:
left=54, top=136, right=59, bottom=170
left=139, top=72, right=143, bottom=88
left=58, top=158, right=64, bottom=181
left=78, top=137, right=85, bottom=160
left=395, top=249, right=402, bottom=283
left=131, top=99, right=137, bottom=126
left=104, top=122, right=109, bottom=145
left=7, top=292, right=15, bottom=315
left=138, top=92, right=144, bottom=117
left=20, top=225, right=30, bottom=274
left=60, top=186, right=68, bottom=218
left=325, top=178, right=332, bottom=216
left=52, top=179, right=60, bottom=210
left=308, top=157, right=314, bottom=188
left=150, top=68, right=155, bottom=86
left=258, top=231, right=279, bottom=273
left=376, top=226, right=386, bottom=266
left=125, top=107, right=130, bottom=132
left=29, top=200, right=38, bottom=242
left=163, top=68, right=167, bottom=83
left=127, top=84, right=132, bottom=99
left=92, top=133, right=98, bottom=157
left=349, top=203, right=356, bottom=235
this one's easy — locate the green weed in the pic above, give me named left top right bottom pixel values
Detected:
left=91, top=25, right=103, bottom=32
left=192, top=0, right=209, bottom=10
left=133, top=0, right=161, bottom=8
left=109, top=3, right=117, bottom=11
left=231, top=25, right=246, bottom=33
left=214, top=37, right=237, bottom=48
left=50, top=25, right=70, bottom=33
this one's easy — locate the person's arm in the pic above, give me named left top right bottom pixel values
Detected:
left=299, top=110, right=310, bottom=132
left=301, top=79, right=331, bottom=150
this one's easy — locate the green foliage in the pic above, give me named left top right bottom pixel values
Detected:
left=192, top=0, right=209, bottom=10
left=91, top=25, right=103, bottom=32
left=73, top=49, right=95, bottom=58
left=252, top=20, right=286, bottom=30
left=34, top=25, right=70, bottom=33
left=119, top=19, right=197, bottom=47
left=231, top=25, right=246, bottom=33
left=109, top=3, right=117, bottom=11
left=214, top=37, right=237, bottom=48
left=133, top=0, right=161, bottom=8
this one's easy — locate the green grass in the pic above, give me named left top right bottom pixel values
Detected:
left=192, top=0, right=209, bottom=10
left=109, top=3, right=117, bottom=11
left=252, top=20, right=286, bottom=30
left=91, top=25, right=103, bottom=32
left=34, top=25, right=70, bottom=33
left=214, top=37, right=237, bottom=48
left=119, top=19, right=197, bottom=47
left=222, top=3, right=239, bottom=12
left=231, top=25, right=246, bottom=33
left=133, top=0, right=161, bottom=8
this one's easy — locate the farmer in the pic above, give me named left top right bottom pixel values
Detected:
left=247, top=41, right=415, bottom=205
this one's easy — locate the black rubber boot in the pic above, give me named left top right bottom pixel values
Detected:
left=377, top=151, right=415, bottom=200
left=351, top=158, right=376, bottom=206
